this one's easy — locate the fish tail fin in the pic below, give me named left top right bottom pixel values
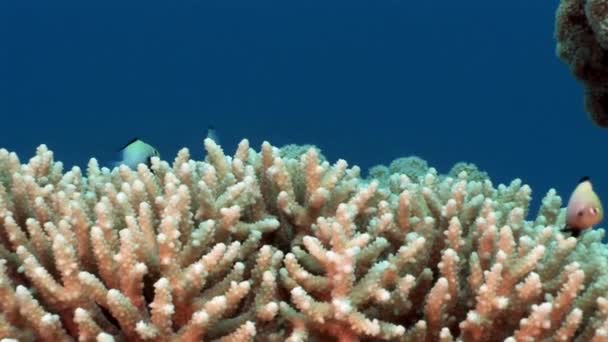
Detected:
left=561, top=225, right=581, bottom=238
left=207, top=125, right=220, bottom=144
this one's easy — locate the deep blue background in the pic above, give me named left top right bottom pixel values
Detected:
left=1, top=1, right=606, bottom=220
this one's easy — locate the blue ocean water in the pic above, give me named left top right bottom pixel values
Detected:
left=0, top=1, right=605, bottom=220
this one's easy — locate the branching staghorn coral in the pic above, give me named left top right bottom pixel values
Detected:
left=1, top=140, right=608, bottom=341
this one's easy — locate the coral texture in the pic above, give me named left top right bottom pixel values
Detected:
left=556, top=0, right=608, bottom=127
left=1, top=140, right=608, bottom=341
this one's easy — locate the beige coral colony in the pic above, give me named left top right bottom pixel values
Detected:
left=0, top=137, right=607, bottom=342
left=4, top=0, right=608, bottom=341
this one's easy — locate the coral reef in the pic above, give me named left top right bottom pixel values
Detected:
left=555, top=0, right=608, bottom=127
left=368, top=156, right=429, bottom=188
left=1, top=140, right=608, bottom=341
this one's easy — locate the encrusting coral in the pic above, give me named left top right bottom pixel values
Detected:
left=1, top=139, right=608, bottom=341
left=555, top=0, right=608, bottom=127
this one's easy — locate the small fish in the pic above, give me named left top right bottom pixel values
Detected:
left=207, top=125, right=219, bottom=144
left=562, top=176, right=603, bottom=237
left=114, top=138, right=159, bottom=169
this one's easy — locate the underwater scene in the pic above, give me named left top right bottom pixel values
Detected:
left=2, top=0, right=608, bottom=340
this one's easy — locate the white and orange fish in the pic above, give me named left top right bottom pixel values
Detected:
left=563, top=176, right=603, bottom=237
